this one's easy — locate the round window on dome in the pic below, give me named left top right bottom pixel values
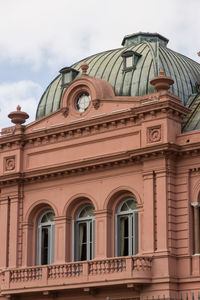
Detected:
left=75, top=92, right=91, bottom=112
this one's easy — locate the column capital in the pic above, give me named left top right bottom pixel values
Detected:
left=191, top=202, right=200, bottom=207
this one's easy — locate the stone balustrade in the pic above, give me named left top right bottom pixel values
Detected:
left=0, top=256, right=152, bottom=295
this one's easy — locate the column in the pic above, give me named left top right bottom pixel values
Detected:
left=8, top=195, right=19, bottom=267
left=191, top=202, right=200, bottom=254
left=95, top=210, right=111, bottom=259
left=22, top=221, right=34, bottom=266
left=54, top=216, right=68, bottom=263
left=156, top=169, right=168, bottom=253
left=142, top=170, right=155, bottom=254
left=0, top=197, right=9, bottom=268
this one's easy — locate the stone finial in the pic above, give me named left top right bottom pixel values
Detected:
left=80, top=62, right=89, bottom=75
left=17, top=105, right=21, bottom=111
left=8, top=105, right=29, bottom=125
left=150, top=69, right=174, bottom=92
left=159, top=69, right=165, bottom=76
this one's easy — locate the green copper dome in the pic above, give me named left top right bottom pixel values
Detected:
left=36, top=32, right=200, bottom=120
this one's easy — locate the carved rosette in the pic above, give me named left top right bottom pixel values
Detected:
left=147, top=126, right=161, bottom=143
left=4, top=156, right=15, bottom=171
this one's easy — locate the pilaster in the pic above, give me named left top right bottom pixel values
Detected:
left=0, top=197, right=9, bottom=268
left=95, top=209, right=112, bottom=258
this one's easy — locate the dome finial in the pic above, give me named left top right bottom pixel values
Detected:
left=80, top=62, right=89, bottom=75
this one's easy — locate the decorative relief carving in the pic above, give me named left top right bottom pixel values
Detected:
left=1, top=126, right=15, bottom=136
left=62, top=107, right=69, bottom=117
left=4, top=156, right=15, bottom=171
left=147, top=126, right=161, bottom=143
left=92, top=99, right=100, bottom=110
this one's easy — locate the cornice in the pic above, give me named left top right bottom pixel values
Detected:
left=1, top=140, right=200, bottom=186
left=0, top=143, right=181, bottom=187
left=0, top=99, right=190, bottom=151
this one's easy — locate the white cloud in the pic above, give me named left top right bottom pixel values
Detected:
left=0, top=80, right=42, bottom=130
left=0, top=0, right=199, bottom=71
left=0, top=0, right=199, bottom=130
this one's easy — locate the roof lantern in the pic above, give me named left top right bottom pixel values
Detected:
left=122, top=32, right=169, bottom=47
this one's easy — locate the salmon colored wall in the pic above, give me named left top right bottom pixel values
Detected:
left=0, top=73, right=200, bottom=299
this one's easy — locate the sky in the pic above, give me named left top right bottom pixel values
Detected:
left=0, top=0, right=199, bottom=130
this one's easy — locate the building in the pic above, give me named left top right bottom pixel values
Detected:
left=0, top=32, right=200, bottom=300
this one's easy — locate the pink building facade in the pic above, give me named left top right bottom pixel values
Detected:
left=0, top=33, right=200, bottom=300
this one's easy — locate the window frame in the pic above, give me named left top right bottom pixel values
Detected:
left=115, top=197, right=138, bottom=257
left=37, top=209, right=55, bottom=265
left=73, top=204, right=95, bottom=261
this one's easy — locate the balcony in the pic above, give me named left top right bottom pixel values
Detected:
left=0, top=256, right=152, bottom=295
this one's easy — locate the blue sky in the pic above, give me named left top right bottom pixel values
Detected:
left=0, top=0, right=200, bottom=129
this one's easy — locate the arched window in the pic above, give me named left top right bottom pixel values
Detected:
left=115, top=197, right=138, bottom=256
left=73, top=204, right=95, bottom=261
left=37, top=210, right=55, bottom=265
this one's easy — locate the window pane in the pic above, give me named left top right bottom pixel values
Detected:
left=120, top=216, right=129, bottom=256
left=126, top=56, right=132, bottom=68
left=79, top=223, right=87, bottom=260
left=41, top=227, right=49, bottom=265
left=75, top=205, right=95, bottom=261
left=79, top=205, right=94, bottom=218
left=41, top=211, right=54, bottom=223
left=38, top=210, right=55, bottom=265
left=127, top=199, right=137, bottom=210
left=120, top=198, right=137, bottom=212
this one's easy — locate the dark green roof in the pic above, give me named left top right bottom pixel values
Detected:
left=36, top=32, right=200, bottom=120
left=182, top=92, right=200, bottom=131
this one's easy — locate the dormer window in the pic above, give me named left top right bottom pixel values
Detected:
left=59, top=67, right=79, bottom=87
left=121, top=50, right=141, bottom=72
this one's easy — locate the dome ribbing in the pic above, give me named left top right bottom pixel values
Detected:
left=36, top=32, right=200, bottom=120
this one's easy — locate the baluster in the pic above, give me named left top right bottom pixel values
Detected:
left=24, top=268, right=28, bottom=281
left=95, top=261, right=98, bottom=275
left=55, top=266, right=60, bottom=278
left=73, top=264, right=76, bottom=276
left=65, top=264, right=68, bottom=277
left=97, top=261, right=101, bottom=274
left=10, top=271, right=14, bottom=282
left=56, top=265, right=59, bottom=278
left=105, top=259, right=108, bottom=273
left=53, top=265, right=56, bottom=279
left=69, top=264, right=73, bottom=277
left=61, top=265, right=64, bottom=277
left=15, top=270, right=18, bottom=282
left=101, top=260, right=104, bottom=274
left=88, top=262, right=92, bottom=275
left=98, top=260, right=101, bottom=274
